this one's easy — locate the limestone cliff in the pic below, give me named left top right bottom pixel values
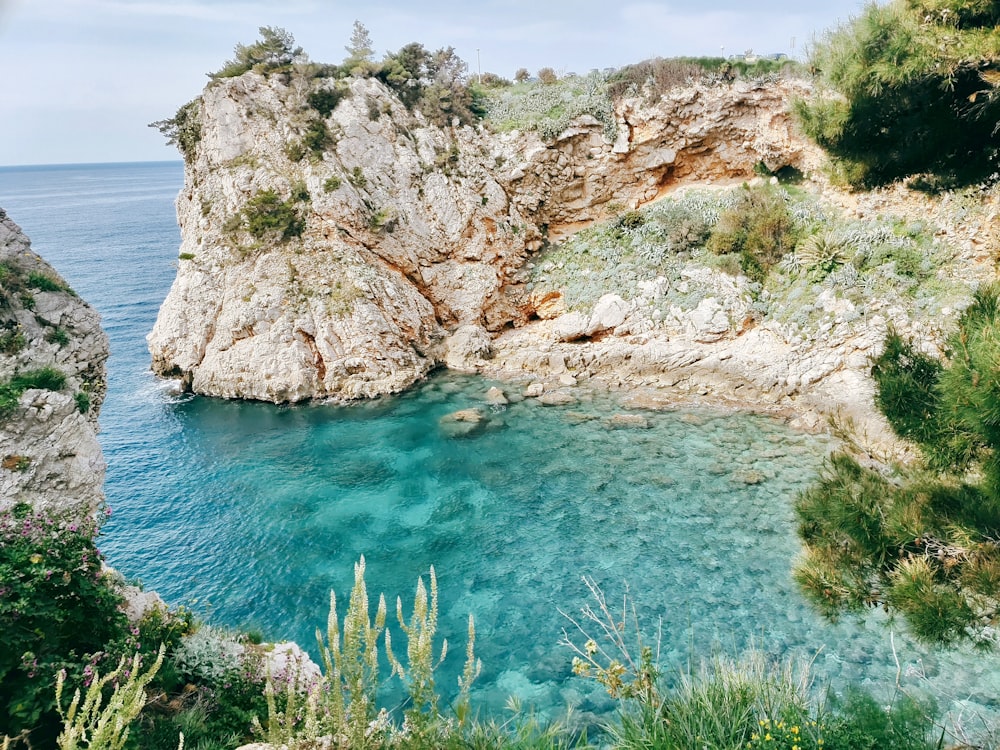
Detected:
left=0, top=209, right=109, bottom=514
left=149, top=72, right=817, bottom=402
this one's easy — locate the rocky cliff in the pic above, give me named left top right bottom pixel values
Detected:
left=148, top=72, right=819, bottom=403
left=0, top=209, right=109, bottom=514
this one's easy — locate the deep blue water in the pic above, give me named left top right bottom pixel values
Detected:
left=1, top=162, right=997, bottom=725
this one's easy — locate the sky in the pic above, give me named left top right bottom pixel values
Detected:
left=0, top=0, right=871, bottom=167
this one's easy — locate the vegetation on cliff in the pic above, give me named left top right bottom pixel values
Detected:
left=796, top=0, right=1000, bottom=188
left=796, top=286, right=1000, bottom=646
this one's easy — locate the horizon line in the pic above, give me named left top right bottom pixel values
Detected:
left=0, top=159, right=184, bottom=171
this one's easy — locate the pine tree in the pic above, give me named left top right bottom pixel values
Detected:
left=795, top=285, right=1000, bottom=646
left=796, top=0, right=1000, bottom=187
left=343, top=21, right=375, bottom=76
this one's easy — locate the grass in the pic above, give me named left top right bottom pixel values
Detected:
left=0, top=367, right=67, bottom=418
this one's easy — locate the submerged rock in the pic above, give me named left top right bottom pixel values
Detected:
left=439, top=407, right=487, bottom=438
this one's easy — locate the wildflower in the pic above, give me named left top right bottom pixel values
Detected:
left=29, top=553, right=42, bottom=564
left=585, top=638, right=598, bottom=655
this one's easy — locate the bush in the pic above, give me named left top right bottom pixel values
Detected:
left=606, top=57, right=706, bottom=100
left=27, top=272, right=65, bottom=293
left=0, top=367, right=67, bottom=418
left=209, top=27, right=305, bottom=80
left=149, top=99, right=202, bottom=163
left=707, top=183, right=797, bottom=284
left=74, top=391, right=91, bottom=414
left=236, top=189, right=307, bottom=242
left=795, top=291, right=1000, bottom=653
left=45, top=327, right=70, bottom=347
left=0, top=325, right=25, bottom=354
left=537, top=67, right=558, bottom=84
left=323, top=176, right=342, bottom=193
left=307, top=86, right=347, bottom=117
left=796, top=1, right=1000, bottom=187
left=483, top=71, right=617, bottom=142
left=0, top=503, right=128, bottom=740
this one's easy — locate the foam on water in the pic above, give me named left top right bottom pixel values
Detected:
left=1, top=163, right=998, bottom=729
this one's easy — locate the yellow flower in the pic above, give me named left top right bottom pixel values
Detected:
left=585, top=639, right=598, bottom=655
left=29, top=553, right=42, bottom=564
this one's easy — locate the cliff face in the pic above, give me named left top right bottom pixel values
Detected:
left=148, top=73, right=817, bottom=402
left=0, top=209, right=109, bottom=514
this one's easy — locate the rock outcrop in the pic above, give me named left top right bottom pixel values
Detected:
left=149, top=73, right=818, bottom=403
left=0, top=209, right=109, bottom=514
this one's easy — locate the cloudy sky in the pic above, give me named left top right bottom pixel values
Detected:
left=0, top=0, right=869, bottom=166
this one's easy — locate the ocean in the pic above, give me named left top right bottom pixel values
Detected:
left=0, top=161, right=996, bottom=723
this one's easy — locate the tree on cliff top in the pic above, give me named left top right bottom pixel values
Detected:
left=795, top=284, right=1000, bottom=646
left=796, top=0, right=1000, bottom=188
left=343, top=20, right=377, bottom=77
left=210, top=26, right=306, bottom=79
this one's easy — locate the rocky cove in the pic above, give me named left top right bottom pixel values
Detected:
left=5, top=55, right=1000, bottom=748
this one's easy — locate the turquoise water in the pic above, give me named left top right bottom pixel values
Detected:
left=1, top=163, right=998, bottom=727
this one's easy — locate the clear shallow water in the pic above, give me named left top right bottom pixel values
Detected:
left=1, top=163, right=998, bottom=726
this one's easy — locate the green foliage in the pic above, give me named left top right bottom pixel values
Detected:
left=235, top=188, right=308, bottom=243
left=821, top=689, right=936, bottom=750
left=0, top=324, right=26, bottom=354
left=307, top=86, right=347, bottom=117
left=287, top=119, right=332, bottom=162
left=707, top=183, right=797, bottom=284
left=46, top=327, right=70, bottom=347
left=177, top=253, right=195, bottom=261
left=343, top=20, right=376, bottom=76
left=606, top=57, right=707, bottom=99
left=348, top=166, right=367, bottom=188
left=210, top=26, right=305, bottom=80
left=0, top=367, right=68, bottom=418
left=74, top=391, right=91, bottom=414
left=797, top=0, right=1000, bottom=187
left=254, top=557, right=480, bottom=749
left=0, top=503, right=128, bottom=738
left=55, top=646, right=164, bottom=750
left=795, top=290, right=1000, bottom=645
left=149, top=99, right=202, bottom=163
left=483, top=71, right=617, bottom=141
left=379, top=43, right=477, bottom=126
left=323, top=176, right=342, bottom=193
left=562, top=577, right=937, bottom=749
left=27, top=271, right=66, bottom=293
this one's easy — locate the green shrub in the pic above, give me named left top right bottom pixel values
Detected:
left=796, top=1, right=1000, bottom=187
left=0, top=367, right=67, bottom=418
left=19, top=292, right=35, bottom=310
left=301, top=118, right=331, bottom=155
left=149, top=99, right=202, bottom=163
left=209, top=27, right=305, bottom=80
left=307, top=86, right=347, bottom=117
left=178, top=252, right=195, bottom=261
left=74, top=391, right=91, bottom=414
left=27, top=272, right=65, bottom=293
left=483, top=71, right=616, bottom=142
left=348, top=166, right=367, bottom=188
left=323, top=176, right=342, bottom=193
left=45, top=327, right=70, bottom=347
left=0, top=503, right=128, bottom=739
left=237, top=189, right=307, bottom=242
left=606, top=57, right=706, bottom=100
left=0, top=325, right=26, bottom=354
left=821, top=689, right=936, bottom=750
left=707, top=183, right=797, bottom=284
